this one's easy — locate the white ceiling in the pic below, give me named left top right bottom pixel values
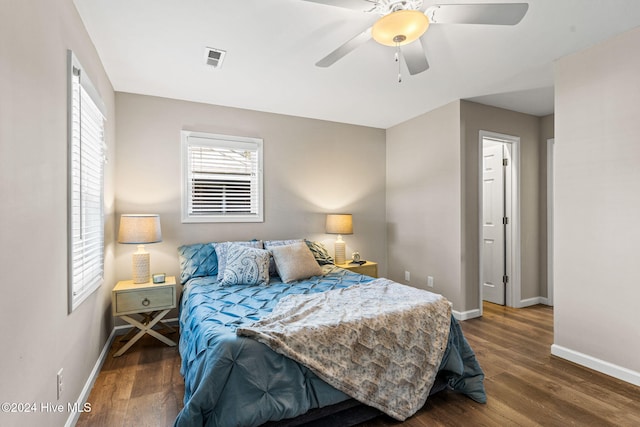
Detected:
left=74, top=0, right=640, bottom=129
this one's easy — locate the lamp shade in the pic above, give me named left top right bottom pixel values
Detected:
left=118, top=214, right=162, bottom=244
left=372, top=10, right=430, bottom=46
left=326, top=214, right=353, bottom=235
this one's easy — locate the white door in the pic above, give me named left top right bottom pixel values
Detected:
left=482, top=143, right=506, bottom=305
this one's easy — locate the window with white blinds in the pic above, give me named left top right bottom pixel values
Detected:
left=68, top=51, right=106, bottom=313
left=181, top=131, right=263, bottom=223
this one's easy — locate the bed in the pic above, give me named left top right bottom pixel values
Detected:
left=174, top=240, right=485, bottom=427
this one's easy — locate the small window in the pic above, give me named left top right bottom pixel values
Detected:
left=181, top=131, right=263, bottom=223
left=67, top=51, right=107, bottom=312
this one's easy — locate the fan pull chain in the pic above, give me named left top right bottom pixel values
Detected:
left=395, top=43, right=402, bottom=83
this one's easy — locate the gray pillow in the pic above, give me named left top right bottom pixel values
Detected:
left=264, top=239, right=304, bottom=276
left=270, top=241, right=323, bottom=283
left=220, top=244, right=270, bottom=286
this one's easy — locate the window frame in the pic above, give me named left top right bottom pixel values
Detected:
left=181, top=130, right=264, bottom=223
left=67, top=50, right=107, bottom=313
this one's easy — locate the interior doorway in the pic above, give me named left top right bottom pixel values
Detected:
left=481, top=141, right=508, bottom=305
left=479, top=131, right=521, bottom=310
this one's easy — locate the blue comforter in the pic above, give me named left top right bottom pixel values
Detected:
left=175, top=266, right=485, bottom=427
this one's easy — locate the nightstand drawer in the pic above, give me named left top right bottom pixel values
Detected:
left=114, top=287, right=174, bottom=315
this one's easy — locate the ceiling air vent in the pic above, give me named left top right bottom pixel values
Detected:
left=204, top=47, right=226, bottom=69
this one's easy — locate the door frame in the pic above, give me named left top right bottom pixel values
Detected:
left=478, top=130, right=521, bottom=313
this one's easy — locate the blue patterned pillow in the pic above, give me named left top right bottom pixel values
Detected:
left=177, top=243, right=218, bottom=284
left=264, top=239, right=303, bottom=247
left=220, top=244, right=270, bottom=286
left=214, top=240, right=263, bottom=280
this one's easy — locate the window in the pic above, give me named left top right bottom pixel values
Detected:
left=181, top=131, right=263, bottom=223
left=67, top=51, right=106, bottom=313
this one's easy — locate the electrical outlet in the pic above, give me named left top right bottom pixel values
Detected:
left=57, top=368, right=64, bottom=400
left=427, top=276, right=434, bottom=288
left=404, top=271, right=410, bottom=282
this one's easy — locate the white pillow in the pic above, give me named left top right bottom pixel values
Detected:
left=220, top=244, right=270, bottom=287
left=270, top=241, right=323, bottom=283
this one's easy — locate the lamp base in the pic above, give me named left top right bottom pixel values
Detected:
left=334, top=237, right=346, bottom=265
left=132, top=245, right=150, bottom=284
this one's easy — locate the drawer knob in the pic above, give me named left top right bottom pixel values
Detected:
left=141, top=297, right=150, bottom=306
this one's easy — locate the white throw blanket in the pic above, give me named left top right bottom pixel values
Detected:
left=236, top=278, right=452, bottom=420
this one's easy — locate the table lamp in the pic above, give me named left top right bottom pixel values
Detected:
left=118, top=214, right=162, bottom=283
left=326, top=213, right=353, bottom=265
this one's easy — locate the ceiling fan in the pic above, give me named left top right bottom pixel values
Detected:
left=305, top=1, right=529, bottom=80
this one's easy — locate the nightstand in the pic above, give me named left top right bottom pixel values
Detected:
left=336, top=261, right=378, bottom=278
left=111, top=276, right=177, bottom=357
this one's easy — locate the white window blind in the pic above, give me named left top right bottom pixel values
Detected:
left=68, top=51, right=106, bottom=312
left=181, top=131, right=263, bottom=223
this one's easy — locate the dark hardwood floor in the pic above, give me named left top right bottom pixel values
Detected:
left=76, top=327, right=184, bottom=427
left=77, top=303, right=640, bottom=427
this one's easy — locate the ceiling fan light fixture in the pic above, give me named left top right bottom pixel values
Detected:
left=371, top=9, right=429, bottom=47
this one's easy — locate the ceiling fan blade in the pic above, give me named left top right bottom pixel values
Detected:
left=426, top=3, right=529, bottom=25
left=401, top=39, right=430, bottom=75
left=302, top=0, right=377, bottom=13
left=316, top=27, right=372, bottom=67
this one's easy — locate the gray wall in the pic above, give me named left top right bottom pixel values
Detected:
left=554, top=27, right=640, bottom=376
left=0, top=1, right=116, bottom=426
left=114, top=93, right=388, bottom=288
left=386, top=101, right=464, bottom=307
left=386, top=100, right=548, bottom=315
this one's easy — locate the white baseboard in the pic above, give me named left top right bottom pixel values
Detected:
left=519, top=296, right=550, bottom=307
left=453, top=308, right=481, bottom=321
left=456, top=298, right=552, bottom=319
left=551, top=344, right=640, bottom=387
left=64, top=317, right=181, bottom=426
